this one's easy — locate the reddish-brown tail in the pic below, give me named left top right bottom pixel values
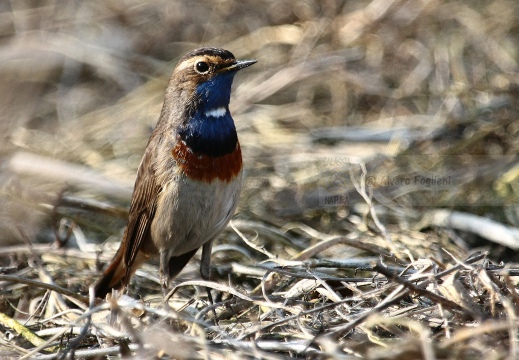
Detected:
left=94, top=247, right=149, bottom=298
left=93, top=248, right=128, bottom=299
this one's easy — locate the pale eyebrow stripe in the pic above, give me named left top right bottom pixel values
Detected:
left=175, top=58, right=195, bottom=72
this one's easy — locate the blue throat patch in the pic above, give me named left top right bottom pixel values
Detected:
left=178, top=72, right=238, bottom=157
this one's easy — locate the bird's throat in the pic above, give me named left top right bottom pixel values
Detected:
left=173, top=75, right=243, bottom=183
left=178, top=109, right=238, bottom=157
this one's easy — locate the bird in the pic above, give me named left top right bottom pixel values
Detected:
left=94, top=47, right=256, bottom=298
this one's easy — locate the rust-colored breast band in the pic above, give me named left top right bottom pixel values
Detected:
left=172, top=141, right=242, bottom=183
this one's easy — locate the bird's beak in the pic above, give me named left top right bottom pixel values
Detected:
left=221, top=59, right=257, bottom=72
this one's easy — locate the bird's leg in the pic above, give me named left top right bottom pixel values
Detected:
left=159, top=250, right=170, bottom=297
left=200, top=241, right=213, bottom=281
left=201, top=241, right=213, bottom=305
left=201, top=241, right=218, bottom=322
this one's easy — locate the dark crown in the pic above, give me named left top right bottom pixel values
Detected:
left=180, top=47, right=236, bottom=63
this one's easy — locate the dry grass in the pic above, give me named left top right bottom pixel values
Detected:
left=1, top=0, right=519, bottom=358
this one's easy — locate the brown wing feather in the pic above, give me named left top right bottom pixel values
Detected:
left=93, top=140, right=162, bottom=298
left=122, top=139, right=162, bottom=277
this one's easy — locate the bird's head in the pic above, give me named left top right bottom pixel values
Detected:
left=171, top=47, right=256, bottom=114
left=161, top=47, right=255, bottom=158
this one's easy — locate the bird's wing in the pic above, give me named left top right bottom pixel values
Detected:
left=122, top=143, right=161, bottom=274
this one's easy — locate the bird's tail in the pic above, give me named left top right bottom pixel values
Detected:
left=94, top=248, right=149, bottom=298
left=93, top=248, right=128, bottom=299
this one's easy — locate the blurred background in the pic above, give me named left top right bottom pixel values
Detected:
left=0, top=0, right=518, bottom=257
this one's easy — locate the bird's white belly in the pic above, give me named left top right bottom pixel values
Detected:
left=151, top=171, right=242, bottom=255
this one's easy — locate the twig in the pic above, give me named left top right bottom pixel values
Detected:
left=58, top=195, right=128, bottom=218
left=374, top=261, right=466, bottom=313
left=291, top=235, right=391, bottom=261
left=0, top=275, right=89, bottom=304
left=0, top=312, right=53, bottom=351
left=349, top=161, right=396, bottom=251
left=423, top=209, right=519, bottom=249
left=230, top=221, right=277, bottom=259
left=325, top=252, right=488, bottom=338
left=165, top=280, right=254, bottom=303
left=8, top=151, right=132, bottom=200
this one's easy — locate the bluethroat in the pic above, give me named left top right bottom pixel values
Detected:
left=94, top=47, right=256, bottom=298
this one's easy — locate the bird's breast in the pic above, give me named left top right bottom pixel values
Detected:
left=171, top=140, right=242, bottom=183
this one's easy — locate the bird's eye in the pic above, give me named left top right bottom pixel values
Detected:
left=195, top=61, right=210, bottom=74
